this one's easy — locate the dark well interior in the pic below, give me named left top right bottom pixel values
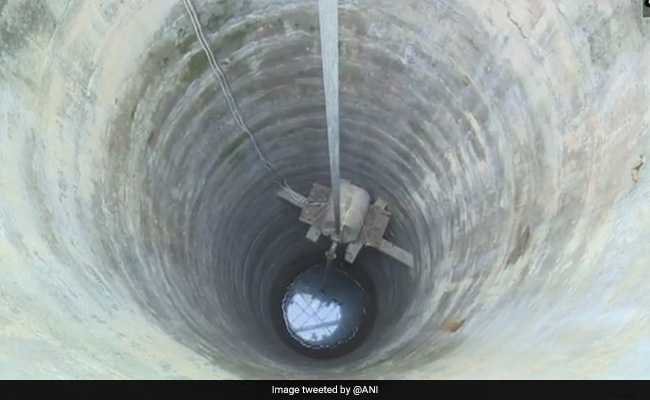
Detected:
left=1, top=0, right=649, bottom=378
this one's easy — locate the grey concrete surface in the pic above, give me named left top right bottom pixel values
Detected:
left=0, top=0, right=649, bottom=379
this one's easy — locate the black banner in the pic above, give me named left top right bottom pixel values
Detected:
left=1, top=380, right=649, bottom=400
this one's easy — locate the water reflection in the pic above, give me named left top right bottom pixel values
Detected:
left=282, top=264, right=366, bottom=349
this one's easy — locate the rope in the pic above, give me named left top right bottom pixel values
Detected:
left=182, top=0, right=308, bottom=206
left=318, top=0, right=342, bottom=236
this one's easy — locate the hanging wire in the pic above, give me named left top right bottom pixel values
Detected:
left=182, top=0, right=308, bottom=206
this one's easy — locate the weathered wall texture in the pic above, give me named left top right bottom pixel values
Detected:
left=0, top=0, right=648, bottom=379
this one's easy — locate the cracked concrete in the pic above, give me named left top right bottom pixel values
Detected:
left=0, top=0, right=649, bottom=379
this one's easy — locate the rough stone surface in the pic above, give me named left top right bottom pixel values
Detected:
left=0, top=0, right=649, bottom=378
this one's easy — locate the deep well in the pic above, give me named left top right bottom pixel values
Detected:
left=1, top=0, right=649, bottom=379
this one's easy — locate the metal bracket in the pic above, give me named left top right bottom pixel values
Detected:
left=278, top=184, right=414, bottom=268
